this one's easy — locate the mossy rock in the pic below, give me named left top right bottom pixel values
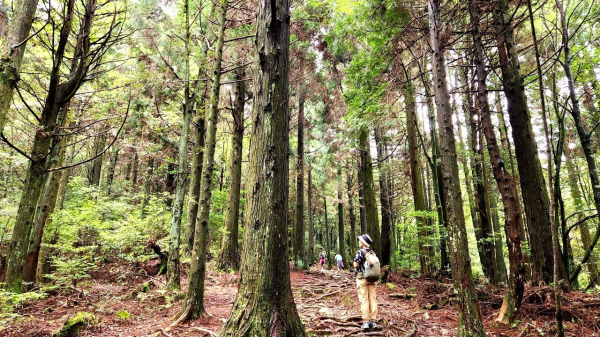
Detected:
left=54, top=312, right=97, bottom=337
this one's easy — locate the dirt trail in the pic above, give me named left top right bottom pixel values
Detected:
left=2, top=261, right=599, bottom=336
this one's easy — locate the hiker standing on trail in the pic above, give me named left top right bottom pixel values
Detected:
left=354, top=234, right=379, bottom=330
left=335, top=252, right=344, bottom=271
left=319, top=251, right=326, bottom=270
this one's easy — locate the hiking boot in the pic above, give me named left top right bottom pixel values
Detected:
left=368, top=321, right=377, bottom=329
left=361, top=322, right=371, bottom=330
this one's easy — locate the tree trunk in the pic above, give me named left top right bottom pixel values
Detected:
left=89, top=130, right=106, bottom=186
left=493, top=0, right=558, bottom=285
left=178, top=0, right=227, bottom=319
left=375, top=127, right=391, bottom=266
left=404, top=72, right=433, bottom=276
left=468, top=0, right=525, bottom=323
left=495, top=95, right=530, bottom=275
left=555, top=0, right=600, bottom=287
left=359, top=128, right=381, bottom=257
left=308, top=163, right=315, bottom=264
left=293, top=89, right=306, bottom=269
left=184, top=111, right=206, bottom=254
left=346, top=161, right=357, bottom=256
left=140, top=158, right=154, bottom=219
left=22, top=132, right=66, bottom=286
left=166, top=84, right=192, bottom=290
left=105, top=147, right=119, bottom=194
left=421, top=63, right=449, bottom=273
left=565, top=145, right=599, bottom=286
left=0, top=0, right=40, bottom=134
left=488, top=191, right=508, bottom=284
left=55, top=122, right=78, bottom=211
left=218, top=0, right=305, bottom=331
left=132, top=151, right=139, bottom=187
left=357, top=161, right=367, bottom=234
left=429, top=1, right=485, bottom=335
left=460, top=65, right=495, bottom=284
left=183, top=0, right=216, bottom=256
left=337, top=166, right=346, bottom=264
left=217, top=68, right=245, bottom=271
left=3, top=0, right=97, bottom=292
left=324, top=196, right=331, bottom=267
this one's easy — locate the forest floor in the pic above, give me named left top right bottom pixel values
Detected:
left=1, top=258, right=600, bottom=336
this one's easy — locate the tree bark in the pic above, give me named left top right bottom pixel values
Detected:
left=324, top=196, right=331, bottom=267
left=166, top=82, right=192, bottom=290
left=308, top=163, right=315, bottom=263
left=493, top=0, right=559, bottom=284
left=555, top=0, right=600, bottom=288
left=346, top=161, right=357, bottom=255
left=375, top=127, right=391, bottom=266
left=429, top=1, right=485, bottom=334
left=132, top=151, right=139, bottom=187
left=218, top=0, right=305, bottom=331
left=421, top=62, right=449, bottom=273
left=359, top=128, right=381, bottom=257
left=89, top=130, right=106, bottom=186
left=140, top=157, right=155, bottom=219
left=0, top=0, right=40, bottom=134
left=183, top=111, right=205, bottom=254
left=337, top=166, right=346, bottom=263
left=22, top=131, right=66, bottom=285
left=178, top=0, right=227, bottom=319
left=357, top=160, right=367, bottom=234
left=565, top=145, right=599, bottom=286
left=404, top=72, right=433, bottom=276
left=217, top=68, right=245, bottom=271
left=468, top=0, right=525, bottom=323
left=293, top=89, right=306, bottom=268
left=105, top=147, right=119, bottom=194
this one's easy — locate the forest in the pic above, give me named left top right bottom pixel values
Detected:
left=1, top=0, right=600, bottom=335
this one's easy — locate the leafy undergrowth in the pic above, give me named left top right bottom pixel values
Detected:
left=1, top=260, right=599, bottom=336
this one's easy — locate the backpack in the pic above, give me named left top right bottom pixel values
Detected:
left=362, top=249, right=381, bottom=283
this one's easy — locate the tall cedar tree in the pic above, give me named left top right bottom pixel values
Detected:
left=177, top=0, right=228, bottom=320
left=218, top=0, right=306, bottom=331
left=468, top=0, right=525, bottom=323
left=359, top=128, right=381, bottom=257
left=294, top=89, right=306, bottom=268
left=4, top=0, right=101, bottom=292
left=217, top=68, right=246, bottom=271
left=337, top=166, right=346, bottom=263
left=492, top=0, right=563, bottom=285
left=429, top=0, right=485, bottom=335
left=556, top=0, right=600, bottom=286
left=375, top=127, right=391, bottom=266
left=403, top=68, right=434, bottom=276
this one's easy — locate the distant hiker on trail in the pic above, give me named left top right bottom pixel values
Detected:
left=319, top=252, right=326, bottom=270
left=335, top=252, right=344, bottom=271
left=354, top=234, right=380, bottom=330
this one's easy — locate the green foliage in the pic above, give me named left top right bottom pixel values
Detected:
left=47, top=177, right=171, bottom=264
left=44, top=247, right=98, bottom=287
left=0, top=289, right=47, bottom=325
left=115, top=310, right=130, bottom=320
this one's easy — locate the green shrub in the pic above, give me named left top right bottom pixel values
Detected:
left=115, top=310, right=130, bottom=320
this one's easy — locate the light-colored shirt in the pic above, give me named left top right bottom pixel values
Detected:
left=335, top=254, right=343, bottom=261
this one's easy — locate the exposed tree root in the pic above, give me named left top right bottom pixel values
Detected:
left=193, top=326, right=218, bottom=336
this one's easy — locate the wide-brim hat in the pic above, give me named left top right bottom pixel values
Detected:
left=358, top=234, right=373, bottom=247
